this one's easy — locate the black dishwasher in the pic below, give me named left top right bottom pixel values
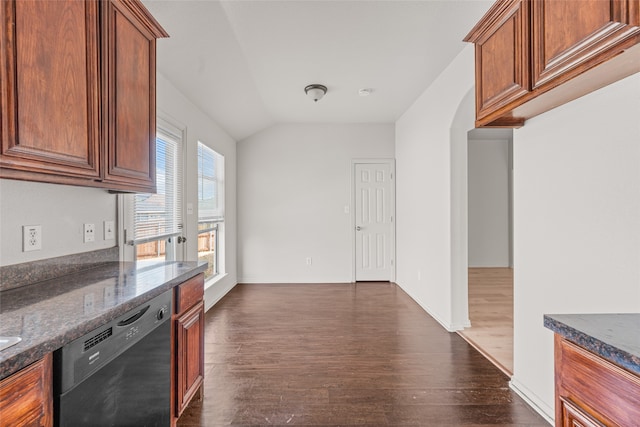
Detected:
left=54, top=289, right=172, bottom=427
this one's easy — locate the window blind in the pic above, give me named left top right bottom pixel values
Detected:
left=198, top=142, right=224, bottom=223
left=132, top=124, right=183, bottom=244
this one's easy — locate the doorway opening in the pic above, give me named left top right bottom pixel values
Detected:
left=458, top=128, right=514, bottom=376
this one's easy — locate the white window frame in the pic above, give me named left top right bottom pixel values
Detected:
left=197, top=141, right=224, bottom=281
left=120, top=117, right=186, bottom=264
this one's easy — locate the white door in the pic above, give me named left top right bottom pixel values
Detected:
left=354, top=162, right=394, bottom=281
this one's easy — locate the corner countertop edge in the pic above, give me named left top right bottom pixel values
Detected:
left=544, top=313, right=640, bottom=377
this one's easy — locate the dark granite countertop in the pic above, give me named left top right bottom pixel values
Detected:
left=544, top=313, right=640, bottom=376
left=0, top=261, right=207, bottom=380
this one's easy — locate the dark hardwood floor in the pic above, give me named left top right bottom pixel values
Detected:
left=177, top=283, right=549, bottom=426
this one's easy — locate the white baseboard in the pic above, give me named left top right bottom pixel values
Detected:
left=394, top=282, right=457, bottom=332
left=509, top=377, right=554, bottom=425
left=237, top=277, right=351, bottom=284
left=204, top=274, right=236, bottom=311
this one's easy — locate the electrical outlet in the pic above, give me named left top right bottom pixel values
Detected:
left=104, top=220, right=115, bottom=240
left=22, top=225, right=42, bottom=252
left=84, top=223, right=95, bottom=243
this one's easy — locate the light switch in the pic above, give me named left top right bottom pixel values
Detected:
left=104, top=220, right=115, bottom=240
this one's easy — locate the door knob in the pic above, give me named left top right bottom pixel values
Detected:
left=356, top=226, right=362, bottom=231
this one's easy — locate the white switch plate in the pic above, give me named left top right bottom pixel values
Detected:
left=103, top=285, right=115, bottom=307
left=84, top=293, right=95, bottom=314
left=22, top=225, right=42, bottom=252
left=103, top=220, right=115, bottom=240
left=84, top=223, right=95, bottom=243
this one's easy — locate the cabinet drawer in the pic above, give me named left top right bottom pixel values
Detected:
left=175, top=273, right=204, bottom=314
left=556, top=337, right=640, bottom=426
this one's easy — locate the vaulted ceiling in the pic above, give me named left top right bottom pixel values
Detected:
left=143, top=0, right=493, bottom=141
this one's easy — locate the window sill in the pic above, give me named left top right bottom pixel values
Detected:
left=204, top=272, right=228, bottom=290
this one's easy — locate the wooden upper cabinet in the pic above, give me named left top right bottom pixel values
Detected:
left=101, top=0, right=168, bottom=193
left=464, top=0, right=530, bottom=126
left=465, top=0, right=640, bottom=128
left=532, top=0, right=640, bottom=88
left=0, top=0, right=167, bottom=192
left=0, top=0, right=101, bottom=180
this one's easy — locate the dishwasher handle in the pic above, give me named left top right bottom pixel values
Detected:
left=117, top=305, right=150, bottom=326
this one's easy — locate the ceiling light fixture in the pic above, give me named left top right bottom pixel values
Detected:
left=358, top=88, right=373, bottom=97
left=304, top=84, right=327, bottom=102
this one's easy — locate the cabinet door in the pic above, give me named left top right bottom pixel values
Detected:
left=532, top=0, right=640, bottom=88
left=0, top=354, right=53, bottom=427
left=0, top=0, right=100, bottom=181
left=175, top=301, right=205, bottom=417
left=467, top=0, right=530, bottom=122
left=101, top=0, right=167, bottom=193
left=559, top=398, right=607, bottom=427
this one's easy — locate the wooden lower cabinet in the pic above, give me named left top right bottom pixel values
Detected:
left=176, top=301, right=205, bottom=416
left=172, top=273, right=205, bottom=425
left=0, top=354, right=53, bottom=427
left=554, top=335, right=640, bottom=427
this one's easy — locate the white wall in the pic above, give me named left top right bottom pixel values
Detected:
left=0, top=74, right=237, bottom=306
left=395, top=46, right=475, bottom=331
left=0, top=180, right=117, bottom=266
left=237, top=123, right=395, bottom=283
left=156, top=73, right=238, bottom=310
left=468, top=138, right=511, bottom=267
left=510, top=73, right=640, bottom=419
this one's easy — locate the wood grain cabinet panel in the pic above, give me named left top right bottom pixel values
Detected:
left=466, top=0, right=640, bottom=128
left=554, top=336, right=640, bottom=427
left=465, top=0, right=530, bottom=125
left=172, top=273, right=205, bottom=425
left=175, top=301, right=205, bottom=418
left=176, top=274, right=205, bottom=314
left=101, top=0, right=167, bottom=192
left=0, top=0, right=101, bottom=180
left=0, top=0, right=167, bottom=192
left=0, top=354, right=53, bottom=427
left=532, top=0, right=640, bottom=88
left=559, top=397, right=606, bottom=427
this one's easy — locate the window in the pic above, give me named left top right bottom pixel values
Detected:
left=197, top=142, right=224, bottom=279
left=130, top=121, right=184, bottom=265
